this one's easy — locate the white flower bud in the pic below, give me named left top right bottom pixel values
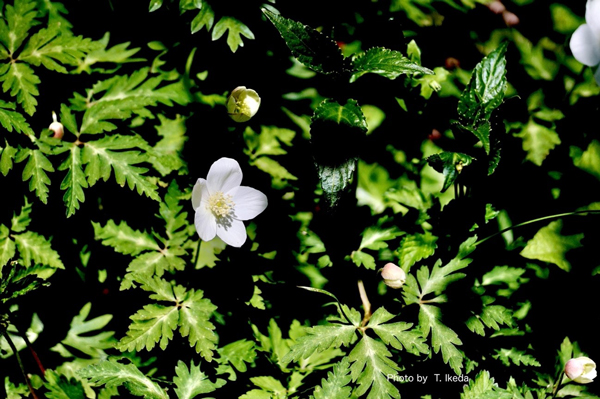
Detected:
left=565, top=357, right=597, bottom=384
left=226, top=86, right=261, bottom=123
left=380, top=263, right=406, bottom=289
left=49, top=111, right=64, bottom=139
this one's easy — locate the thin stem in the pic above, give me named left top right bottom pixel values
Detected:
left=193, top=239, right=202, bottom=268
left=17, top=327, right=45, bottom=376
left=358, top=280, right=372, bottom=328
left=1, top=330, right=39, bottom=399
left=550, top=371, right=565, bottom=398
left=475, top=209, right=600, bottom=247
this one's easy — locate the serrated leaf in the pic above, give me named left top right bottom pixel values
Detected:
left=173, top=360, right=225, bottom=399
left=513, top=119, right=561, bottom=166
left=78, top=359, right=168, bottom=399
left=348, top=335, right=400, bottom=399
left=520, top=220, right=583, bottom=271
left=427, top=152, right=474, bottom=192
left=211, top=16, right=254, bottom=53
left=420, top=303, right=463, bottom=374
left=14, top=231, right=64, bottom=269
left=191, top=1, right=214, bottom=34
left=461, top=370, right=511, bottom=399
left=82, top=135, right=160, bottom=201
left=75, top=32, right=142, bottom=74
left=396, top=232, right=438, bottom=272
left=216, top=340, right=256, bottom=381
left=117, top=303, right=179, bottom=352
left=93, top=220, right=159, bottom=256
left=0, top=62, right=40, bottom=115
left=310, top=357, right=352, bottom=399
left=466, top=305, right=513, bottom=336
left=178, top=288, right=218, bottom=361
left=59, top=145, right=88, bottom=217
left=0, top=0, right=38, bottom=54
left=571, top=139, right=600, bottom=180
left=263, top=8, right=344, bottom=74
left=0, top=225, right=16, bottom=272
left=0, top=141, right=18, bottom=176
left=11, top=197, right=32, bottom=233
left=350, top=47, right=433, bottom=83
left=0, top=100, right=35, bottom=136
left=368, top=307, right=429, bottom=356
left=281, top=323, right=357, bottom=365
left=493, top=348, right=540, bottom=367
left=16, top=148, right=54, bottom=203
left=43, top=369, right=85, bottom=399
left=0, top=259, right=48, bottom=303
left=458, top=42, right=508, bottom=125
left=148, top=114, right=188, bottom=176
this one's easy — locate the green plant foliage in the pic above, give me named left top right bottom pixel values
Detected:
left=263, top=8, right=345, bottom=75
left=211, top=16, right=254, bottom=53
left=493, top=347, right=540, bottom=367
left=215, top=339, right=256, bottom=381
left=173, top=360, right=226, bottom=399
left=78, top=359, right=169, bottom=399
left=310, top=357, right=352, bottom=399
left=571, top=139, right=600, bottom=180
left=520, top=220, right=584, bottom=271
left=427, top=151, right=474, bottom=192
left=395, top=232, right=438, bottom=272
left=116, top=276, right=218, bottom=361
left=350, top=47, right=433, bottom=83
left=351, top=224, right=404, bottom=269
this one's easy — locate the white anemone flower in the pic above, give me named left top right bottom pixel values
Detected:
left=565, top=357, right=597, bottom=384
left=570, top=0, right=600, bottom=84
left=192, top=157, right=268, bottom=247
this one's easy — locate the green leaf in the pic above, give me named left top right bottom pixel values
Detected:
left=16, top=148, right=54, bottom=203
left=571, top=139, right=600, bottom=180
left=310, top=357, right=352, bottom=399
left=426, top=152, right=474, bottom=192
left=420, top=303, right=464, bottom=374
left=59, top=145, right=88, bottom=218
left=493, top=348, right=540, bottom=367
left=14, top=231, right=64, bottom=269
left=350, top=47, right=433, bottom=83
left=82, top=135, right=160, bottom=201
left=78, top=359, right=168, bottom=399
left=117, top=303, right=180, bottom=352
left=93, top=220, right=159, bottom=256
left=0, top=100, right=35, bottom=136
left=19, top=26, right=100, bottom=73
left=311, top=99, right=367, bottom=208
left=211, top=16, right=254, bottom=53
left=466, top=304, right=513, bottom=336
left=348, top=336, right=400, bottom=399
left=51, top=302, right=115, bottom=359
left=281, top=323, right=357, bottom=365
left=75, top=33, right=142, bottom=74
left=351, top=226, right=404, bottom=269
left=461, top=370, right=511, bottom=399
left=0, top=259, right=48, bottom=303
left=457, top=42, right=508, bottom=126
left=0, top=62, right=40, bottom=115
left=178, top=288, right=218, bottom=361
left=262, top=8, right=344, bottom=74
left=368, top=307, right=429, bottom=356
left=149, top=0, right=162, bottom=12
left=0, top=225, right=16, bottom=271
left=520, top=220, right=583, bottom=271
left=148, top=114, right=188, bottom=176
left=191, top=1, right=214, bottom=34
left=215, top=340, right=256, bottom=381
left=11, top=197, right=32, bottom=232
left=0, top=0, right=38, bottom=54
left=43, top=369, right=85, bottom=399
left=173, top=360, right=225, bottom=399
left=395, top=232, right=438, bottom=272
left=0, top=141, right=18, bottom=176
left=513, top=118, right=561, bottom=166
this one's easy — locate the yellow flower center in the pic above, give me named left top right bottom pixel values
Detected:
left=207, top=191, right=235, bottom=218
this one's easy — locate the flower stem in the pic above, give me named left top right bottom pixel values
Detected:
left=474, top=209, right=600, bottom=247
left=1, top=330, right=39, bottom=399
left=358, top=280, right=372, bottom=328
left=18, top=327, right=45, bottom=375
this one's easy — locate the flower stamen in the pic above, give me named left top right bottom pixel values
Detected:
left=207, top=191, right=235, bottom=218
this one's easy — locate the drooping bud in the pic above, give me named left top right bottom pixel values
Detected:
left=49, top=111, right=64, bottom=139
left=226, top=86, right=261, bottom=122
left=565, top=357, right=597, bottom=384
left=380, top=263, right=406, bottom=289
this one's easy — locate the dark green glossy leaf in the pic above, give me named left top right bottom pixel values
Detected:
left=427, top=152, right=474, bottom=192
left=350, top=47, right=433, bottom=83
left=263, top=8, right=344, bottom=75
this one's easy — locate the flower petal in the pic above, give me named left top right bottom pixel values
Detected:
left=570, top=24, right=600, bottom=66
left=230, top=186, right=268, bottom=221
left=586, top=0, right=600, bottom=36
left=194, top=205, right=217, bottom=242
left=192, top=178, right=209, bottom=210
left=594, top=65, right=600, bottom=85
left=216, top=219, right=247, bottom=247
left=207, top=157, right=243, bottom=193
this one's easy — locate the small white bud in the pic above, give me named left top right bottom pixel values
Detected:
left=380, top=263, right=406, bottom=289
left=226, top=86, right=261, bottom=123
left=49, top=111, right=64, bottom=139
left=565, top=357, right=597, bottom=384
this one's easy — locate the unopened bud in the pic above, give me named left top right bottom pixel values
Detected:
left=565, top=357, right=597, bottom=384
left=380, top=263, right=406, bottom=289
left=49, top=111, right=64, bottom=139
left=226, top=86, right=261, bottom=123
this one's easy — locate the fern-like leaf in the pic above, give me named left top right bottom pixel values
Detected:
left=173, top=360, right=226, bottom=399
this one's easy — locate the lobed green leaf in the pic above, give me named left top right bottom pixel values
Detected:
left=350, top=47, right=433, bottom=83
